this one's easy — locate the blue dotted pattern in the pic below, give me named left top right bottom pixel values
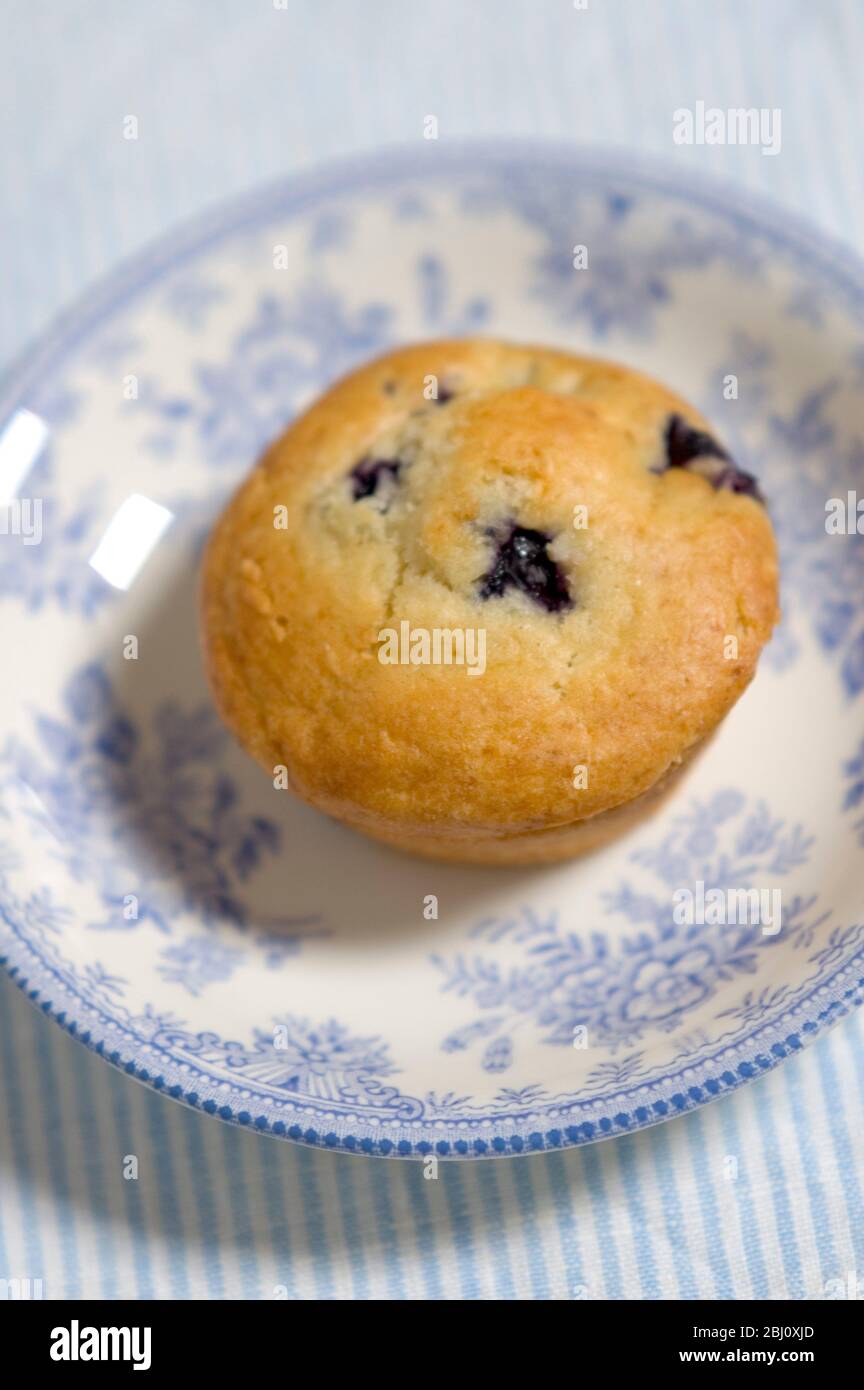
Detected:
left=4, top=952, right=862, bottom=1159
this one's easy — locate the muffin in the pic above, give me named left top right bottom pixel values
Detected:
left=200, top=339, right=779, bottom=864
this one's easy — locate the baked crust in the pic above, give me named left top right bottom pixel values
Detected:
left=200, top=339, right=779, bottom=863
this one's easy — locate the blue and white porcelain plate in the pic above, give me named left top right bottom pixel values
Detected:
left=1, top=144, right=863, bottom=1158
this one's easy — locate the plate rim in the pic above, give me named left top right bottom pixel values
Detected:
left=2, top=138, right=864, bottom=1158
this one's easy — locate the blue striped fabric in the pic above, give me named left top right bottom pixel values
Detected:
left=2, top=0, right=863, bottom=1300
left=2, top=973, right=863, bottom=1299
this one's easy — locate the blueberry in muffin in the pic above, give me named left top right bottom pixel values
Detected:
left=201, top=340, right=779, bottom=864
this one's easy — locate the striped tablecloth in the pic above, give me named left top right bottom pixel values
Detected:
left=2, top=0, right=862, bottom=1300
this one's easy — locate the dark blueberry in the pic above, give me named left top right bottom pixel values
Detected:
left=349, top=456, right=401, bottom=501
left=382, top=380, right=397, bottom=396
left=434, top=383, right=455, bottom=404
left=479, top=525, right=572, bottom=613
left=660, top=413, right=765, bottom=504
left=665, top=413, right=729, bottom=469
left=712, top=463, right=765, bottom=504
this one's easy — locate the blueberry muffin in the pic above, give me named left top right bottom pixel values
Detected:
left=200, top=340, right=779, bottom=864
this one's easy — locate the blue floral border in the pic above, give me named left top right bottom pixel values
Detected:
left=2, top=921, right=863, bottom=1157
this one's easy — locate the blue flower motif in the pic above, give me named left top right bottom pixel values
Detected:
left=623, top=949, right=712, bottom=1025
left=149, top=1015, right=427, bottom=1118
left=0, top=482, right=108, bottom=616
left=137, top=286, right=394, bottom=469
left=0, top=662, right=325, bottom=980
left=482, top=1036, right=513, bottom=1072
left=158, top=937, right=244, bottom=996
left=685, top=827, right=717, bottom=857
left=463, top=170, right=762, bottom=337
left=64, top=664, right=113, bottom=723
left=268, top=1017, right=394, bottom=1087
left=434, top=793, right=825, bottom=1064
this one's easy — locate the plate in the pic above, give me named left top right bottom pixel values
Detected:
left=1, top=143, right=863, bottom=1158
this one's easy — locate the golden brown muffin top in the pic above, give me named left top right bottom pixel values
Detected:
left=201, top=340, right=779, bottom=839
